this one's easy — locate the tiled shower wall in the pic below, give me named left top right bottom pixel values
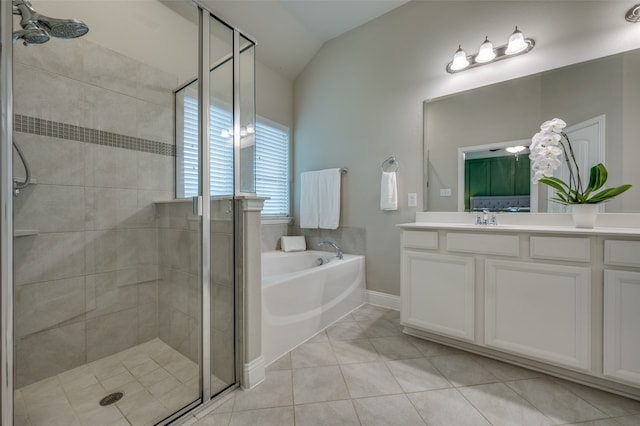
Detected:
left=156, top=201, right=200, bottom=364
left=12, top=39, right=177, bottom=387
left=155, top=199, right=236, bottom=385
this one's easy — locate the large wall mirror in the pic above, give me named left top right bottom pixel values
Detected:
left=424, top=48, right=640, bottom=213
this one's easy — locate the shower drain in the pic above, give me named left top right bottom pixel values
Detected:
left=99, top=392, right=124, bottom=406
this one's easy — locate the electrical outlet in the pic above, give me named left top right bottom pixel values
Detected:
left=408, top=193, right=417, bottom=207
left=440, top=188, right=452, bottom=197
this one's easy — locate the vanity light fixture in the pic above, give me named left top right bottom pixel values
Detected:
left=626, top=4, right=640, bottom=23
left=446, top=26, right=535, bottom=74
left=506, top=145, right=527, bottom=154
left=506, top=145, right=527, bottom=161
left=221, top=125, right=255, bottom=138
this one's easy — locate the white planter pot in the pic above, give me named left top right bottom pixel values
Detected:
left=572, top=204, right=599, bottom=228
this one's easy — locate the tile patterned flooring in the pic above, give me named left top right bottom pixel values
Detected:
left=12, top=304, right=640, bottom=425
left=15, top=338, right=205, bottom=426
left=181, top=304, right=640, bottom=426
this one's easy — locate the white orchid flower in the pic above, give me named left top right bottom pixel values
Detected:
left=532, top=170, right=552, bottom=183
left=540, top=118, right=567, bottom=134
left=530, top=133, right=544, bottom=151
left=539, top=131, right=561, bottom=146
left=537, top=145, right=562, bottom=159
left=532, top=155, right=561, bottom=172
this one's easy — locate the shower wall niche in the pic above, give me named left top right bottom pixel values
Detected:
left=12, top=37, right=180, bottom=388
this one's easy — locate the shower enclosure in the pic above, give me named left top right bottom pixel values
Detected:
left=1, top=1, right=256, bottom=424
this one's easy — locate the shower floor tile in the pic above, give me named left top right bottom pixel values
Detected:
left=16, top=338, right=203, bottom=426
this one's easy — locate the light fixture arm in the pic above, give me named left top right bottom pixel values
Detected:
left=446, top=38, right=535, bottom=74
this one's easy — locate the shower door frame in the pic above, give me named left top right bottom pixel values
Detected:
left=0, top=1, right=256, bottom=423
left=1, top=0, right=15, bottom=424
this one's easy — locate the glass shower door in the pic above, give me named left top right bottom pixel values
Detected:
left=9, top=1, right=205, bottom=424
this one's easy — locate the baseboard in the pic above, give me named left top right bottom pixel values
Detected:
left=365, top=290, right=400, bottom=311
left=242, top=355, right=265, bottom=390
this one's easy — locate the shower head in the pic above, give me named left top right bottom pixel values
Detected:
left=12, top=0, right=88, bottom=45
left=37, top=17, right=89, bottom=39
left=12, top=22, right=50, bottom=46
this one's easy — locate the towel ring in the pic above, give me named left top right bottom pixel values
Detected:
left=381, top=156, right=399, bottom=173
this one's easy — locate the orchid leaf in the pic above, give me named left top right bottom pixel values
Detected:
left=538, top=177, right=569, bottom=195
left=586, top=184, right=632, bottom=203
left=549, top=197, right=571, bottom=205
left=552, top=191, right=570, bottom=202
left=585, top=163, right=607, bottom=195
left=540, top=176, right=570, bottom=191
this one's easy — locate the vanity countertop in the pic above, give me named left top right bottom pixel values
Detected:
left=398, top=212, right=640, bottom=237
left=397, top=221, right=640, bottom=236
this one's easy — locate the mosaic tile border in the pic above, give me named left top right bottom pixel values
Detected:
left=13, top=114, right=175, bottom=157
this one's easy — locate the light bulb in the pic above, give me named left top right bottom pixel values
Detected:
left=450, top=45, right=469, bottom=71
left=505, top=27, right=528, bottom=55
left=475, top=36, right=496, bottom=63
left=506, top=145, right=526, bottom=153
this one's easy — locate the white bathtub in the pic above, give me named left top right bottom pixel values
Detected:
left=262, top=250, right=365, bottom=365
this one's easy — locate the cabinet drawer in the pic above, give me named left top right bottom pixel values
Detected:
left=447, top=232, right=519, bottom=257
left=530, top=236, right=590, bottom=262
left=403, top=230, right=438, bottom=250
left=605, top=240, right=640, bottom=267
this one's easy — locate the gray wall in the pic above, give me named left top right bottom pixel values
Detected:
left=293, top=1, right=640, bottom=296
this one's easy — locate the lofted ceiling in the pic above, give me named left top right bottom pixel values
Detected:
left=198, top=0, right=411, bottom=80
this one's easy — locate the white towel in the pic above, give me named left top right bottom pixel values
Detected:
left=318, top=168, right=341, bottom=229
left=281, top=236, right=306, bottom=252
left=300, top=168, right=341, bottom=229
left=300, top=171, right=319, bottom=228
left=380, top=171, right=397, bottom=211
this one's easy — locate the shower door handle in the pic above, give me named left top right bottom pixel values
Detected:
left=192, top=195, right=203, bottom=217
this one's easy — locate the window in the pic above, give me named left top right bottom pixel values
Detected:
left=176, top=93, right=290, bottom=217
left=256, top=120, right=290, bottom=217
left=179, top=94, right=234, bottom=198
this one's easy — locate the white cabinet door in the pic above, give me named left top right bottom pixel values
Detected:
left=604, top=270, right=640, bottom=386
left=485, top=259, right=591, bottom=371
left=401, top=251, right=475, bottom=341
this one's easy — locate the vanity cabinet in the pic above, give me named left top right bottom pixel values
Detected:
left=401, top=251, right=475, bottom=341
left=399, top=216, right=640, bottom=399
left=603, top=240, right=640, bottom=386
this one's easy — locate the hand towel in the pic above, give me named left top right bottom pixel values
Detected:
left=380, top=171, right=397, bottom=211
left=300, top=171, right=319, bottom=228
left=318, top=168, right=341, bottom=229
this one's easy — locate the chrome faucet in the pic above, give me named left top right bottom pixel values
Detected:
left=318, top=241, right=343, bottom=260
left=474, top=209, right=498, bottom=225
